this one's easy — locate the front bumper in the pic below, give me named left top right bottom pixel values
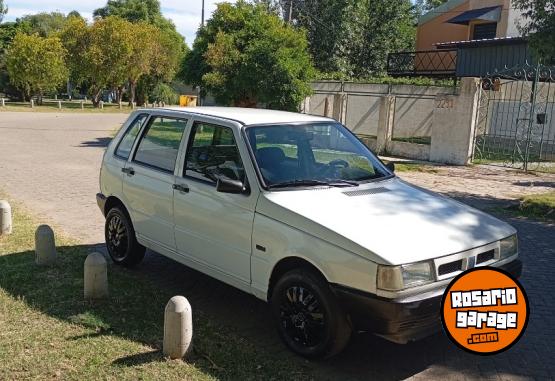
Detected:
left=96, top=193, right=107, bottom=215
left=331, top=259, right=523, bottom=344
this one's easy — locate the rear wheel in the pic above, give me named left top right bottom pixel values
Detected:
left=105, top=207, right=145, bottom=267
left=270, top=268, right=352, bottom=359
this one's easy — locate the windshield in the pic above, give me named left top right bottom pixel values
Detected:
left=245, top=122, right=392, bottom=188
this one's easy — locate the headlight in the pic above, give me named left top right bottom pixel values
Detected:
left=377, top=261, right=434, bottom=291
left=500, top=234, right=518, bottom=259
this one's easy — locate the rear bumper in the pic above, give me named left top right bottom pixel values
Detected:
left=96, top=193, right=107, bottom=215
left=331, top=259, right=523, bottom=344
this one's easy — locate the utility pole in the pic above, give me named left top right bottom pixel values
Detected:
left=201, top=0, right=205, bottom=26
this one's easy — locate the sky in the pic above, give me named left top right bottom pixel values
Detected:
left=2, top=0, right=236, bottom=46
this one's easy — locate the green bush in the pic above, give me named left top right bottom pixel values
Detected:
left=150, top=83, right=178, bottom=105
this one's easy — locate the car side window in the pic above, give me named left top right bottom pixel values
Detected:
left=133, top=116, right=188, bottom=173
left=115, top=114, right=149, bottom=160
left=184, top=122, right=245, bottom=184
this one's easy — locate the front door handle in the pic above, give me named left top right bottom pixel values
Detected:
left=122, top=167, right=135, bottom=176
left=173, top=183, right=189, bottom=193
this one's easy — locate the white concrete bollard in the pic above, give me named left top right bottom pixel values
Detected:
left=35, top=225, right=56, bottom=266
left=131, top=102, right=136, bottom=110
left=30, top=99, right=34, bottom=108
left=99, top=101, right=104, bottom=109
left=84, top=252, right=109, bottom=299
left=1, top=98, right=5, bottom=107
left=57, top=100, right=62, bottom=109
left=80, top=101, right=84, bottom=110
left=0, top=200, right=12, bottom=236
left=163, top=296, right=193, bottom=359
left=119, top=102, right=123, bottom=110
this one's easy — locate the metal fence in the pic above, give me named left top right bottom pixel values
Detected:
left=387, top=49, right=457, bottom=78
left=472, top=64, right=555, bottom=173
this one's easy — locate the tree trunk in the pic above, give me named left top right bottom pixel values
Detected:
left=128, top=79, right=137, bottom=107
left=116, top=86, right=124, bottom=104
left=91, top=88, right=103, bottom=108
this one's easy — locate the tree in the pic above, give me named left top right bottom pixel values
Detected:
left=93, top=0, right=187, bottom=105
left=0, top=0, right=7, bottom=23
left=513, top=0, right=555, bottom=62
left=16, top=12, right=71, bottom=37
left=59, top=16, right=135, bottom=106
left=6, top=33, right=68, bottom=101
left=279, top=0, right=415, bottom=77
left=414, top=0, right=449, bottom=15
left=182, top=1, right=315, bottom=110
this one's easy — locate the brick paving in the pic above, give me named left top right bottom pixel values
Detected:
left=1, top=112, right=554, bottom=380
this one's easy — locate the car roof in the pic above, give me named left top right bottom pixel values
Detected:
left=149, top=106, right=334, bottom=126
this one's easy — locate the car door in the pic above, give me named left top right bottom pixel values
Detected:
left=173, top=118, right=257, bottom=286
left=122, top=114, right=189, bottom=250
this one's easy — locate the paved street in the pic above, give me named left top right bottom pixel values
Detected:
left=1, top=112, right=554, bottom=380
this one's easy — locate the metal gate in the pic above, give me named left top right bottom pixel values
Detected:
left=472, top=63, right=555, bottom=172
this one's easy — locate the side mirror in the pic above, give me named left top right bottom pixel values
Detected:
left=216, top=176, right=247, bottom=194
left=385, top=161, right=395, bottom=173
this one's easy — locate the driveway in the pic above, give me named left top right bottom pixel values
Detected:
left=1, top=112, right=554, bottom=380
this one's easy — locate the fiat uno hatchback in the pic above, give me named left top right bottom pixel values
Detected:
left=97, top=107, right=522, bottom=358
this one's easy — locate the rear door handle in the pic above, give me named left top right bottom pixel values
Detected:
left=122, top=167, right=135, bottom=176
left=173, top=184, right=189, bottom=193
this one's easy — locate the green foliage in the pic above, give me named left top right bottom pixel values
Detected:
left=316, top=72, right=456, bottom=87
left=0, top=0, right=7, bottom=23
left=16, top=12, right=72, bottom=37
left=414, top=0, right=449, bottom=15
left=93, top=0, right=187, bottom=105
left=288, top=0, right=415, bottom=77
left=182, top=1, right=315, bottom=110
left=6, top=33, right=68, bottom=100
left=149, top=83, right=178, bottom=105
left=513, top=0, right=555, bottom=62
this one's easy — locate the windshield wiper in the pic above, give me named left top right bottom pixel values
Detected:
left=267, top=179, right=358, bottom=189
left=322, top=178, right=359, bottom=186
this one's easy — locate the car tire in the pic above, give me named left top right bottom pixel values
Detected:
left=105, top=207, right=145, bottom=267
left=270, top=268, right=352, bottom=359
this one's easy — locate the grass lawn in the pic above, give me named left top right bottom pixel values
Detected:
left=506, top=191, right=555, bottom=221
left=0, top=194, right=313, bottom=380
left=390, top=162, right=439, bottom=173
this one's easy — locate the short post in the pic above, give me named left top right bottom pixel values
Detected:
left=99, top=101, right=104, bottom=109
left=54, top=94, right=58, bottom=100
left=80, top=101, right=84, bottom=110
left=1, top=98, right=5, bottom=107
left=119, top=102, right=123, bottom=110
left=131, top=102, right=136, bottom=110
left=30, top=99, right=34, bottom=108
left=35, top=225, right=56, bottom=266
left=0, top=200, right=12, bottom=236
left=163, top=296, right=193, bottom=359
left=57, top=100, right=62, bottom=109
left=84, top=252, right=108, bottom=299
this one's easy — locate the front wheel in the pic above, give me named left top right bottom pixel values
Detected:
left=105, top=207, right=145, bottom=267
left=270, top=268, right=352, bottom=359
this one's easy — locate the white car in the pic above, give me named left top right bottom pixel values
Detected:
left=97, top=107, right=522, bottom=358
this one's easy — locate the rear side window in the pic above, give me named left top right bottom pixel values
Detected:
left=115, top=114, right=149, bottom=159
left=133, top=116, right=188, bottom=173
left=184, top=122, right=245, bottom=184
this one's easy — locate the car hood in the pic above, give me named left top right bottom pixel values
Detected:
left=256, top=177, right=515, bottom=265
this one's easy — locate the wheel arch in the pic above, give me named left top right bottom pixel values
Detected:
left=104, top=195, right=130, bottom=218
left=267, top=256, right=329, bottom=301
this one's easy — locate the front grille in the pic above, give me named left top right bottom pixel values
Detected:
left=477, top=249, right=495, bottom=264
left=438, top=259, right=463, bottom=276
